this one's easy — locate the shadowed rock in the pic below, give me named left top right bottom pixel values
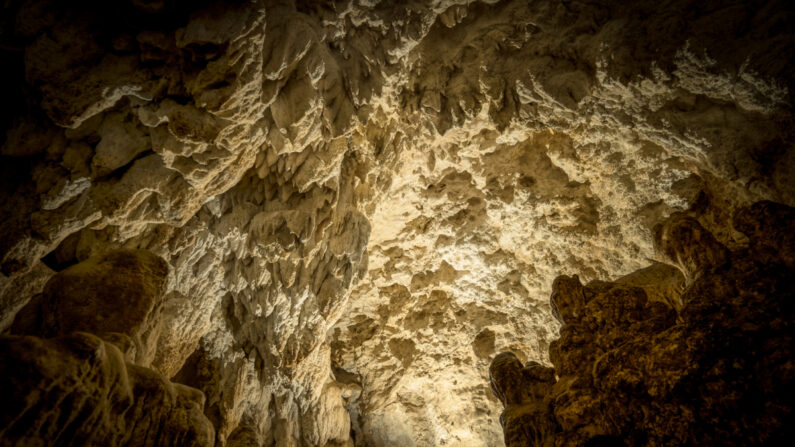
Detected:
left=0, top=0, right=793, bottom=443
left=654, top=213, right=729, bottom=284
left=490, top=352, right=557, bottom=446
left=0, top=332, right=214, bottom=447
left=492, top=201, right=795, bottom=446
left=12, top=250, right=169, bottom=366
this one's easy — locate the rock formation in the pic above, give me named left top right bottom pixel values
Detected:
left=2, top=249, right=215, bottom=446
left=0, top=333, right=215, bottom=447
left=490, top=201, right=794, bottom=446
left=0, top=0, right=793, bottom=445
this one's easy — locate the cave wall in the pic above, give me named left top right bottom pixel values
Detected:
left=2, top=250, right=216, bottom=446
left=490, top=201, right=794, bottom=446
left=0, top=0, right=793, bottom=446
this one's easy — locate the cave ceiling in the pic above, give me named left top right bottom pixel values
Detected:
left=0, top=0, right=793, bottom=446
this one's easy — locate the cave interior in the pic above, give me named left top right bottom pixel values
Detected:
left=0, top=0, right=793, bottom=446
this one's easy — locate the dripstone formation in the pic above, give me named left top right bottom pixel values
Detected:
left=1, top=0, right=793, bottom=446
left=490, top=201, right=795, bottom=446
left=2, top=250, right=215, bottom=446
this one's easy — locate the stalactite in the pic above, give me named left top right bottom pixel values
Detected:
left=0, top=0, right=792, bottom=445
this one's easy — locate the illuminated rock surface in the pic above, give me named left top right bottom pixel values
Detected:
left=0, top=0, right=792, bottom=446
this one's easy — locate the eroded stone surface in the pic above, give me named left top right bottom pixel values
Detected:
left=12, top=249, right=169, bottom=365
left=0, top=332, right=215, bottom=447
left=0, top=0, right=793, bottom=445
left=492, top=202, right=795, bottom=446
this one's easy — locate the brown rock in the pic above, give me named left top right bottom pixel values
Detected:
left=492, top=201, right=795, bottom=446
left=13, top=250, right=169, bottom=366
left=0, top=332, right=214, bottom=447
left=490, top=352, right=558, bottom=446
left=0, top=0, right=793, bottom=443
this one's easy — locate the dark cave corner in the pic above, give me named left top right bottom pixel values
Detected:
left=490, top=200, right=795, bottom=447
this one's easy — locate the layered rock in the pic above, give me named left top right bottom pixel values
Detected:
left=11, top=249, right=169, bottom=365
left=491, top=201, right=795, bottom=446
left=2, top=1, right=376, bottom=443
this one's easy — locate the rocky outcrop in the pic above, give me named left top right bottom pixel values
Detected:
left=491, top=201, right=795, bottom=446
left=1, top=250, right=214, bottom=446
left=11, top=249, right=169, bottom=365
left=489, top=353, right=557, bottom=447
left=0, top=333, right=215, bottom=447
left=0, top=0, right=793, bottom=445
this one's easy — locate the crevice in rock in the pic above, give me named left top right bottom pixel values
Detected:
left=40, top=232, right=81, bottom=272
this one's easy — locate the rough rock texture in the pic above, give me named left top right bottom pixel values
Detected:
left=1, top=250, right=215, bottom=447
left=328, top=1, right=795, bottom=444
left=489, top=353, right=557, bottom=446
left=491, top=201, right=795, bottom=446
left=12, top=249, right=170, bottom=365
left=0, top=0, right=793, bottom=445
left=0, top=333, right=215, bottom=447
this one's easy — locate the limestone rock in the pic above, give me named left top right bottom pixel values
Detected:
left=0, top=332, right=214, bottom=447
left=492, top=201, right=795, bottom=446
left=0, top=0, right=793, bottom=445
left=12, top=249, right=169, bottom=365
left=489, top=353, right=557, bottom=447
